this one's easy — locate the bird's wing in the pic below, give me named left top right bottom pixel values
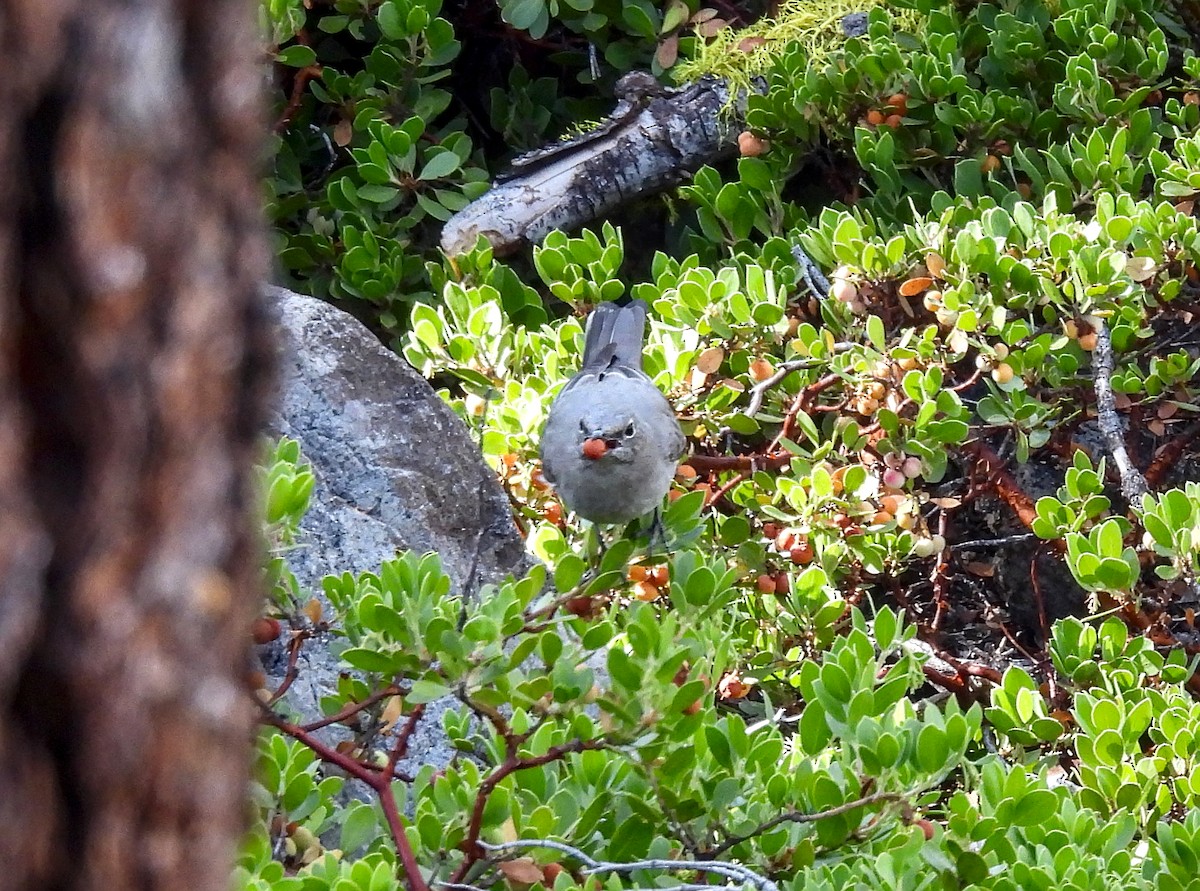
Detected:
left=581, top=300, right=647, bottom=372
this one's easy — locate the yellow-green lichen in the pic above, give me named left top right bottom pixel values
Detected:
left=673, top=0, right=922, bottom=96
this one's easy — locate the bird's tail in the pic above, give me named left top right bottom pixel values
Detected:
left=581, top=300, right=647, bottom=373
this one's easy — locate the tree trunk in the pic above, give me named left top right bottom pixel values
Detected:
left=0, top=2, right=272, bottom=888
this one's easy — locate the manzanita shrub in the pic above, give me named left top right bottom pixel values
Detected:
left=249, top=0, right=1200, bottom=887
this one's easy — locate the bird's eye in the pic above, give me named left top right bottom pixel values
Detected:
left=624, top=422, right=635, bottom=437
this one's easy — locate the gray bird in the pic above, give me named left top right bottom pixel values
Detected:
left=540, top=300, right=686, bottom=528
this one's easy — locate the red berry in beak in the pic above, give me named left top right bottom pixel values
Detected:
left=581, top=438, right=608, bottom=460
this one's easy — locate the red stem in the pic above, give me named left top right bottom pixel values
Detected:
left=263, top=709, right=431, bottom=891
left=451, top=739, right=606, bottom=882
left=301, top=684, right=403, bottom=732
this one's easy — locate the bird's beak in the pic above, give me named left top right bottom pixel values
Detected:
left=581, top=438, right=609, bottom=460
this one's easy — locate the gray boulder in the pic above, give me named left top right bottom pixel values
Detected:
left=260, top=285, right=532, bottom=774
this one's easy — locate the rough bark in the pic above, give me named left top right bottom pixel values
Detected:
left=0, top=2, right=272, bottom=889
left=440, top=75, right=739, bottom=256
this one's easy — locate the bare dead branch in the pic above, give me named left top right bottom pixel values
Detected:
left=478, top=839, right=780, bottom=891
left=1090, top=316, right=1149, bottom=500
left=441, top=75, right=738, bottom=256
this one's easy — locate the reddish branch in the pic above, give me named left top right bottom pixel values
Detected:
left=265, top=629, right=314, bottom=706
left=1145, top=418, right=1200, bottom=487
left=776, top=373, right=842, bottom=445
left=683, top=451, right=792, bottom=474
left=922, top=655, right=1002, bottom=701
left=962, top=440, right=1063, bottom=553
left=690, top=374, right=842, bottom=509
left=452, top=739, right=608, bottom=881
left=929, top=510, right=952, bottom=634
left=274, top=64, right=323, bottom=134
left=1029, top=549, right=1052, bottom=648
left=300, top=684, right=404, bottom=732
left=263, top=706, right=430, bottom=891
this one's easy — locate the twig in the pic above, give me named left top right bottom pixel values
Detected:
left=962, top=440, right=1064, bottom=553
left=1145, top=418, right=1200, bottom=487
left=1090, top=317, right=1149, bottom=500
left=774, top=374, right=841, bottom=447
left=300, top=684, right=403, bottom=732
left=479, top=840, right=780, bottom=891
left=453, top=741, right=610, bottom=881
left=264, top=629, right=311, bottom=706
left=1029, top=546, right=1051, bottom=649
left=951, top=532, right=1037, bottom=550
left=705, top=471, right=748, bottom=508
left=791, top=245, right=830, bottom=299
left=683, top=452, right=792, bottom=474
left=274, top=64, right=323, bottom=134
left=704, top=790, right=905, bottom=858
left=261, top=707, right=431, bottom=891
left=745, top=359, right=821, bottom=419
left=930, top=509, right=952, bottom=634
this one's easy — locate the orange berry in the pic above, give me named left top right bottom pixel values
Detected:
left=866, top=109, right=885, bottom=126
left=749, top=358, right=774, bottom=382
left=738, top=131, right=769, bottom=157
left=649, top=565, right=670, bottom=587
left=789, top=542, right=814, bottom=564
left=543, top=502, right=563, bottom=524
left=252, top=617, right=281, bottom=644
left=879, top=494, right=903, bottom=514
left=755, top=574, right=776, bottom=593
left=774, top=573, right=790, bottom=595
left=888, top=92, right=908, bottom=114
left=1185, top=91, right=1200, bottom=106
left=633, top=580, right=660, bottom=602
left=762, top=521, right=780, bottom=540
left=1078, top=332, right=1098, bottom=351
left=675, top=463, right=698, bottom=480
left=627, top=564, right=651, bottom=583
left=981, top=154, right=1001, bottom=174
left=884, top=113, right=903, bottom=128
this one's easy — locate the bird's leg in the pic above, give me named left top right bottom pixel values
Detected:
left=647, top=508, right=667, bottom=554
left=590, top=523, right=608, bottom=557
